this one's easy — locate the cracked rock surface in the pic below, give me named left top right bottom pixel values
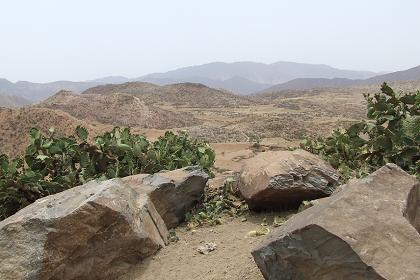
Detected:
left=0, top=178, right=169, bottom=280
left=252, top=164, right=420, bottom=280
left=239, top=149, right=339, bottom=210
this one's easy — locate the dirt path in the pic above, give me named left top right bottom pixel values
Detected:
left=120, top=213, right=290, bottom=280
left=119, top=142, right=294, bottom=280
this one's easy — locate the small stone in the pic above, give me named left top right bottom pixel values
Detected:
left=197, top=242, right=217, bottom=255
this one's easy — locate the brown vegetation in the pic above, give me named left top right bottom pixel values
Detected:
left=3, top=80, right=419, bottom=160
left=0, top=107, right=104, bottom=157
left=40, top=90, right=200, bottom=129
left=83, top=82, right=257, bottom=107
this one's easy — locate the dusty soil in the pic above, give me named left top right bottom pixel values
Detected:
left=119, top=144, right=296, bottom=280
left=40, top=91, right=201, bottom=129
left=120, top=212, right=294, bottom=280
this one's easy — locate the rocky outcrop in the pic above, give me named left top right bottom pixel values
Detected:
left=123, top=166, right=209, bottom=228
left=0, top=179, right=168, bottom=280
left=252, top=164, right=420, bottom=280
left=239, top=150, right=339, bottom=210
left=0, top=166, right=209, bottom=280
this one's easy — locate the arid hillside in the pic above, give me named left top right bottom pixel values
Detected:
left=184, top=80, right=420, bottom=143
left=184, top=88, right=366, bottom=144
left=39, top=90, right=201, bottom=129
left=83, top=82, right=257, bottom=107
left=0, top=107, right=106, bottom=158
left=2, top=80, right=419, bottom=160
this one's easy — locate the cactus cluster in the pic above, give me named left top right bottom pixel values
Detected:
left=301, top=83, right=419, bottom=180
left=0, top=127, right=215, bottom=220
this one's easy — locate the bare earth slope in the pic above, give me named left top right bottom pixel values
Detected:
left=0, top=107, right=104, bottom=157
left=83, top=82, right=257, bottom=107
left=40, top=90, right=201, bottom=129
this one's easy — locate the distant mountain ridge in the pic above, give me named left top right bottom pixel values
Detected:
left=262, top=65, right=420, bottom=92
left=138, top=61, right=377, bottom=84
left=137, top=61, right=377, bottom=94
left=262, top=78, right=358, bottom=92
left=0, top=92, right=31, bottom=108
left=365, top=65, right=420, bottom=83
left=1, top=61, right=419, bottom=104
left=0, top=78, right=108, bottom=102
left=139, top=76, right=270, bottom=95
left=0, top=61, right=378, bottom=102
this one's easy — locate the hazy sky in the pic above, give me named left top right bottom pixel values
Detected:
left=1, top=0, right=419, bottom=82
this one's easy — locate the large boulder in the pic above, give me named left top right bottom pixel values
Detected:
left=123, top=166, right=209, bottom=228
left=0, top=179, right=168, bottom=280
left=239, top=150, right=339, bottom=210
left=252, top=164, right=420, bottom=280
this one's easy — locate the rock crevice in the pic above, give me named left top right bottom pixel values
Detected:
left=0, top=167, right=209, bottom=280
left=239, top=150, right=339, bottom=210
left=252, top=164, right=420, bottom=280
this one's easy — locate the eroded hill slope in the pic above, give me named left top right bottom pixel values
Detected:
left=40, top=90, right=201, bottom=129
left=83, top=82, right=257, bottom=107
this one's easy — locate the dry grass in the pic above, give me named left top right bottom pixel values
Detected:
left=83, top=82, right=257, bottom=107
left=40, top=90, right=201, bottom=129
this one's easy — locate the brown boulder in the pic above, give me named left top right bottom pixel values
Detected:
left=252, top=164, right=420, bottom=280
left=0, top=179, right=168, bottom=280
left=123, top=166, right=209, bottom=229
left=239, top=150, right=339, bottom=210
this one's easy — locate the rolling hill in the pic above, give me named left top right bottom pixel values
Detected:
left=40, top=90, right=201, bottom=129
left=365, top=65, right=420, bottom=83
left=0, top=107, right=104, bottom=158
left=139, top=76, right=270, bottom=95
left=82, top=82, right=257, bottom=107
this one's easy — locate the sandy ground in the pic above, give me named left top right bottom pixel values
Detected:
left=117, top=141, right=279, bottom=280
left=212, top=142, right=255, bottom=172
left=120, top=212, right=294, bottom=280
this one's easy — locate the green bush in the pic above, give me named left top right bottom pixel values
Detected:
left=186, top=177, right=248, bottom=228
left=301, top=83, right=419, bottom=180
left=0, top=127, right=215, bottom=220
